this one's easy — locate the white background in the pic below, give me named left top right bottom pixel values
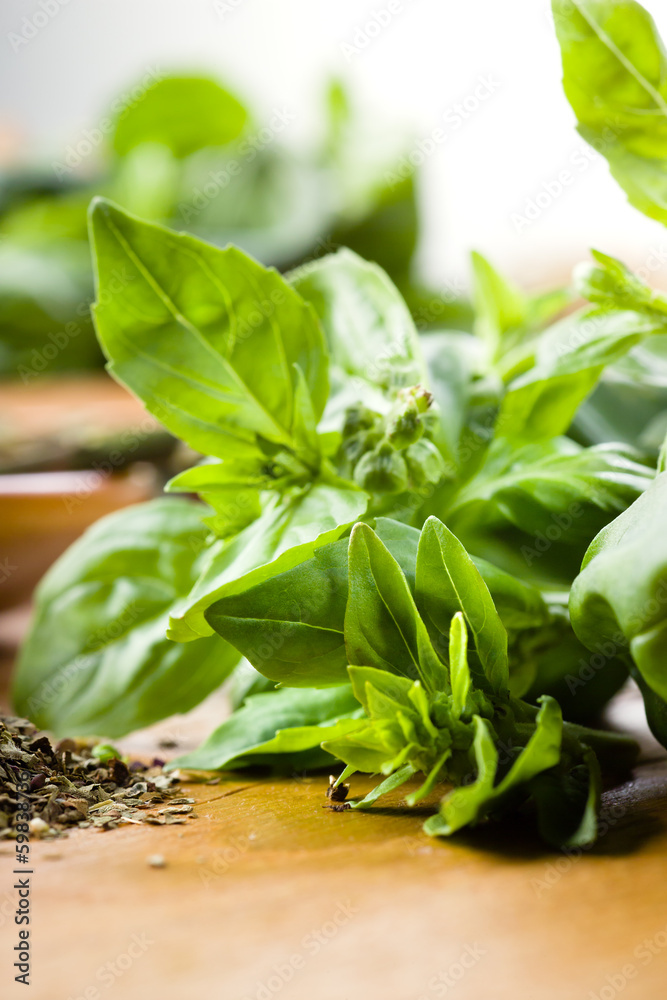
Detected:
left=2, top=0, right=667, bottom=294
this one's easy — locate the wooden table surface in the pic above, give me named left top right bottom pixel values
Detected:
left=0, top=696, right=666, bottom=1000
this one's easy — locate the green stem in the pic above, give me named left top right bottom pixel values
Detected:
left=562, top=722, right=639, bottom=772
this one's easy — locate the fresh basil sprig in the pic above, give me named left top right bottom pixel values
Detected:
left=13, top=0, right=667, bottom=852
left=320, top=519, right=635, bottom=847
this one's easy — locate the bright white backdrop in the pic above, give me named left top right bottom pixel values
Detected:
left=2, top=0, right=667, bottom=293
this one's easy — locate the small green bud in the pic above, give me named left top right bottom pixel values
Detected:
left=387, top=403, right=424, bottom=449
left=404, top=439, right=447, bottom=487
left=353, top=442, right=409, bottom=493
left=398, top=384, right=433, bottom=414
left=342, top=405, right=379, bottom=439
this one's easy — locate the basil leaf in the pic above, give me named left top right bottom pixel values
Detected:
left=207, top=535, right=350, bottom=687
left=469, top=557, right=549, bottom=631
left=89, top=198, right=329, bottom=458
left=553, top=0, right=667, bottom=224
left=345, top=522, right=446, bottom=692
left=416, top=516, right=509, bottom=694
left=169, top=685, right=362, bottom=772
left=450, top=437, right=652, bottom=537
left=424, top=697, right=563, bottom=838
left=166, top=458, right=263, bottom=538
left=629, top=665, right=667, bottom=748
left=471, top=251, right=527, bottom=358
left=171, top=483, right=368, bottom=641
left=421, top=332, right=474, bottom=470
left=570, top=471, right=667, bottom=714
left=166, top=457, right=270, bottom=495
left=531, top=748, right=601, bottom=849
left=449, top=612, right=471, bottom=719
left=513, top=605, right=628, bottom=721
left=498, top=307, right=667, bottom=441
left=347, top=665, right=415, bottom=715
left=112, top=75, right=249, bottom=159
left=12, top=499, right=239, bottom=738
left=576, top=251, right=667, bottom=318
left=322, top=722, right=396, bottom=775
left=348, top=763, right=417, bottom=810
left=206, top=516, right=547, bottom=685
left=204, top=517, right=418, bottom=685
left=289, top=248, right=425, bottom=392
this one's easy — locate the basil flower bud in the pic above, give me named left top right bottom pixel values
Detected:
left=353, top=442, right=409, bottom=493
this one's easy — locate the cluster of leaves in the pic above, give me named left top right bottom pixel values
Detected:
left=1, top=74, right=460, bottom=379
left=12, top=0, right=667, bottom=845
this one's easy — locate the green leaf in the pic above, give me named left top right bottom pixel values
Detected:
left=553, top=0, right=667, bottom=224
left=576, top=251, right=667, bottom=317
left=204, top=517, right=418, bottom=685
left=570, top=471, right=667, bottom=712
left=423, top=716, right=498, bottom=836
left=416, top=517, right=509, bottom=693
left=322, top=721, right=398, bottom=774
left=450, top=437, right=652, bottom=536
left=449, top=613, right=471, bottom=718
left=169, top=685, right=362, bottom=772
left=206, top=535, right=350, bottom=685
left=629, top=664, right=667, bottom=748
left=468, top=556, right=550, bottom=631
left=289, top=248, right=425, bottom=392
left=347, top=665, right=414, bottom=715
left=425, top=697, right=563, bottom=837
left=12, top=499, right=239, bottom=738
left=166, top=457, right=270, bottom=495
left=471, top=250, right=526, bottom=358
left=206, top=515, right=544, bottom=688
left=166, top=457, right=264, bottom=537
left=172, top=483, right=368, bottom=643
left=420, top=332, right=474, bottom=470
left=348, top=762, right=416, bottom=810
left=345, top=523, right=446, bottom=692
left=515, top=605, right=629, bottom=720
left=498, top=307, right=667, bottom=441
left=89, top=198, right=329, bottom=459
left=532, top=748, right=601, bottom=848
left=112, top=75, right=249, bottom=159
left=404, top=750, right=452, bottom=806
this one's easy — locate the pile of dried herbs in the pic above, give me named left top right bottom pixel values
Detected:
left=0, top=716, right=196, bottom=840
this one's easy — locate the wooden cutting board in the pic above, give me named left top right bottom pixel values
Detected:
left=2, top=741, right=667, bottom=1000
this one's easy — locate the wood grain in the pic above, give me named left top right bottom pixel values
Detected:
left=2, top=755, right=667, bottom=1000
